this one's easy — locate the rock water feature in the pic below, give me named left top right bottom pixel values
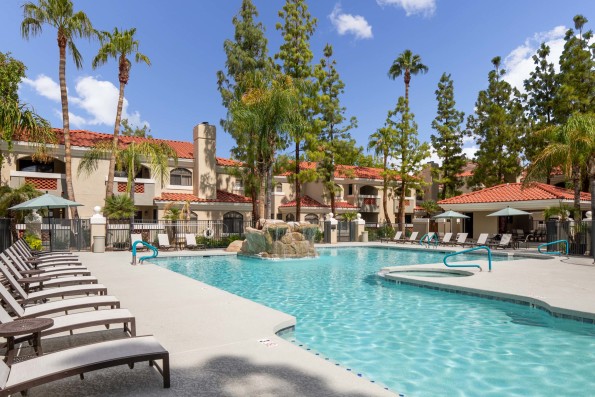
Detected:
left=240, top=220, right=318, bottom=258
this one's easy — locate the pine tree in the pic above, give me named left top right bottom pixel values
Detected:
left=275, top=0, right=317, bottom=220
left=430, top=73, right=466, bottom=199
left=311, top=44, right=357, bottom=215
left=467, top=57, right=525, bottom=188
left=387, top=97, right=430, bottom=233
left=555, top=15, right=595, bottom=121
left=217, top=0, right=269, bottom=220
left=523, top=43, right=559, bottom=183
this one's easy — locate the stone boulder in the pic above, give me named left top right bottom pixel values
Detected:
left=240, top=220, right=318, bottom=258
left=225, top=240, right=244, bottom=253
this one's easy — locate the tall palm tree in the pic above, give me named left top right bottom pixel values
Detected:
left=525, top=113, right=595, bottom=217
left=21, top=0, right=95, bottom=219
left=388, top=49, right=429, bottom=101
left=92, top=27, right=151, bottom=198
left=368, top=127, right=395, bottom=228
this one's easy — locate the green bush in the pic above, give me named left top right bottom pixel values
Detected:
left=366, top=228, right=378, bottom=242
left=24, top=232, right=43, bottom=251
left=376, top=224, right=395, bottom=239
left=314, top=228, right=324, bottom=243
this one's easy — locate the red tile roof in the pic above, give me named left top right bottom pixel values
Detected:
left=438, top=182, right=591, bottom=205
left=333, top=201, right=358, bottom=209
left=216, top=157, right=244, bottom=167
left=155, top=190, right=251, bottom=203
left=281, top=162, right=397, bottom=181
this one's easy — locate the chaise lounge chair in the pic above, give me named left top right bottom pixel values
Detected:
left=185, top=234, right=204, bottom=250
left=490, top=233, right=514, bottom=249
left=463, top=233, right=489, bottom=247
left=438, top=232, right=453, bottom=245
left=401, top=231, right=419, bottom=244
left=2, top=251, right=90, bottom=278
left=451, top=233, right=469, bottom=246
left=380, top=231, right=402, bottom=243
left=157, top=234, right=174, bottom=250
left=0, top=335, right=169, bottom=396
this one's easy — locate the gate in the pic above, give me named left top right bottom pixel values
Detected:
left=337, top=220, right=351, bottom=242
left=47, top=218, right=91, bottom=251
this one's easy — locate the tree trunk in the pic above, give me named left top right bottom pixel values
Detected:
left=572, top=166, right=581, bottom=218
left=399, top=181, right=407, bottom=234
left=106, top=81, right=127, bottom=198
left=295, top=141, right=301, bottom=221
left=258, top=172, right=266, bottom=225
left=383, top=151, right=392, bottom=228
left=58, top=34, right=78, bottom=219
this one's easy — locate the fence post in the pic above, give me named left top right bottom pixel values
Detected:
left=90, top=206, right=107, bottom=253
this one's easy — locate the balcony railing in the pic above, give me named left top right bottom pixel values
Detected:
left=358, top=195, right=380, bottom=212
left=113, top=178, right=155, bottom=206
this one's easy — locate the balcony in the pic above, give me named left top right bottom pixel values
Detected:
left=358, top=195, right=380, bottom=213
left=394, top=197, right=416, bottom=213
left=10, top=171, right=65, bottom=195
left=113, top=178, right=155, bottom=206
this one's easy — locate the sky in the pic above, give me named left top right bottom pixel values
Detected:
left=1, top=0, right=594, bottom=163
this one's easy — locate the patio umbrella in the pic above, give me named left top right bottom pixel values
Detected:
left=487, top=206, right=531, bottom=217
left=9, top=193, right=83, bottom=251
left=433, top=210, right=469, bottom=233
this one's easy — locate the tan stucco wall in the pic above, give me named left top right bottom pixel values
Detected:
left=472, top=212, right=498, bottom=239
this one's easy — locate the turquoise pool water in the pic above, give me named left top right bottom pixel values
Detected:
left=154, top=247, right=595, bottom=396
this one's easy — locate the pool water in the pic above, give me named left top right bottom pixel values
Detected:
left=154, top=247, right=595, bottom=397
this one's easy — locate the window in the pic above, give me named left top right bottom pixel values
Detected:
left=348, top=184, right=353, bottom=195
left=223, top=211, right=244, bottom=234
left=18, top=158, right=54, bottom=173
left=170, top=168, right=192, bottom=186
left=275, top=183, right=283, bottom=193
left=285, top=213, right=295, bottom=222
left=305, top=214, right=319, bottom=224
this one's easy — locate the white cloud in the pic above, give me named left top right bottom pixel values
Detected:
left=502, top=26, right=566, bottom=92
left=22, top=75, right=62, bottom=102
left=24, top=74, right=148, bottom=129
left=329, top=4, right=373, bottom=39
left=376, top=0, right=436, bottom=17
left=462, top=146, right=478, bottom=160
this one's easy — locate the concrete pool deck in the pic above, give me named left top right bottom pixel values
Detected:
left=24, top=243, right=595, bottom=396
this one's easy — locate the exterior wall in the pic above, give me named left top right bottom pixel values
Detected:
left=472, top=211, right=498, bottom=239
left=193, top=123, right=217, bottom=200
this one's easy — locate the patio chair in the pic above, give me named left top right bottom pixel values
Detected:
left=157, top=234, right=174, bottom=250
left=7, top=245, right=82, bottom=267
left=14, top=239, right=78, bottom=259
left=0, top=283, right=120, bottom=318
left=401, top=231, right=419, bottom=244
left=12, top=240, right=79, bottom=263
left=0, top=335, right=169, bottom=395
left=0, top=263, right=107, bottom=305
left=490, top=233, right=514, bottom=249
left=0, top=254, right=97, bottom=290
left=380, top=231, right=402, bottom=243
left=130, top=234, right=147, bottom=251
left=438, top=232, right=453, bottom=245
left=463, top=233, right=489, bottom=247
left=185, top=234, right=205, bottom=250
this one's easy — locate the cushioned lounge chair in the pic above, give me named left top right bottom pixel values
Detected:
left=0, top=263, right=107, bottom=304
left=0, top=335, right=169, bottom=396
left=157, top=234, right=174, bottom=250
left=0, top=283, right=120, bottom=318
left=0, top=304, right=136, bottom=343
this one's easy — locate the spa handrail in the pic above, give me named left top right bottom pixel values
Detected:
left=537, top=240, right=569, bottom=256
left=443, top=246, right=492, bottom=272
left=131, top=240, right=158, bottom=265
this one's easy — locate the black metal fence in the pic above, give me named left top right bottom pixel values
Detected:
left=14, top=218, right=91, bottom=251
left=106, top=219, right=254, bottom=250
left=0, top=218, right=12, bottom=253
left=543, top=219, right=592, bottom=256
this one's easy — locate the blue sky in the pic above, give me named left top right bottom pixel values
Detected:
left=1, top=0, right=594, bottom=161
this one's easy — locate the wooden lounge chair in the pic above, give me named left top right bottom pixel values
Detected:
left=463, top=233, right=489, bottom=247
left=0, top=283, right=120, bottom=318
left=0, top=335, right=170, bottom=396
left=185, top=234, right=205, bottom=250
left=401, top=231, right=419, bottom=244
left=438, top=232, right=453, bottom=245
left=380, top=231, right=402, bottom=243
left=157, top=234, right=174, bottom=250
left=0, top=263, right=107, bottom=304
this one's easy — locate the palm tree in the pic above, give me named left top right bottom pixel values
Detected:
left=103, top=194, right=135, bottom=220
left=368, top=127, right=395, bottom=228
left=388, top=49, right=429, bottom=101
left=0, top=100, right=54, bottom=154
left=21, top=0, right=95, bottom=218
left=0, top=183, right=43, bottom=241
left=92, top=27, right=151, bottom=199
left=525, top=113, right=595, bottom=217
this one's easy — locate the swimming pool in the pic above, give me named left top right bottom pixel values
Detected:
left=154, top=247, right=595, bottom=396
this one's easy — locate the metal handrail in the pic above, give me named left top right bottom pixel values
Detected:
left=131, top=240, right=158, bottom=265
left=419, top=233, right=439, bottom=248
left=537, top=240, right=569, bottom=256
left=443, top=245, right=492, bottom=272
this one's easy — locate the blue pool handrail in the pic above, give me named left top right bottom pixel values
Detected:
left=419, top=233, right=439, bottom=248
left=443, top=245, right=492, bottom=272
left=131, top=240, right=158, bottom=265
left=537, top=240, right=568, bottom=256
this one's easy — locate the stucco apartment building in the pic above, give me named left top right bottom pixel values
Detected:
left=1, top=123, right=416, bottom=225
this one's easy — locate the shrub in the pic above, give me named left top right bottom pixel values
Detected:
left=24, top=232, right=43, bottom=251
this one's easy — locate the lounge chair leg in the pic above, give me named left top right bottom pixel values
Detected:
left=80, top=373, right=84, bottom=380
left=163, top=356, right=170, bottom=388
left=20, top=389, right=28, bottom=396
left=105, top=324, right=110, bottom=330
left=128, top=363, right=134, bottom=369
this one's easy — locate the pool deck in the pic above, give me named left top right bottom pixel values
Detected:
left=25, top=243, right=595, bottom=396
